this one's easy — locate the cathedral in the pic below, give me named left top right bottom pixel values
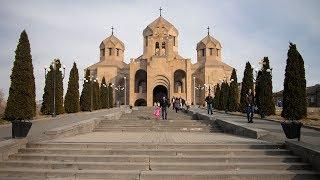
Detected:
left=87, top=13, right=234, bottom=107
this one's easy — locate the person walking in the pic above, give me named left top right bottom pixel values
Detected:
left=205, top=93, right=214, bottom=115
left=246, top=89, right=255, bottom=123
left=153, top=102, right=161, bottom=120
left=160, top=96, right=169, bottom=120
left=174, top=98, right=180, bottom=113
left=171, top=97, right=175, bottom=110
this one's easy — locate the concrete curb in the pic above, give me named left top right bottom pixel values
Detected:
left=187, top=109, right=269, bottom=140
left=0, top=138, right=28, bottom=161
left=212, top=109, right=320, bottom=132
left=285, top=140, right=320, bottom=171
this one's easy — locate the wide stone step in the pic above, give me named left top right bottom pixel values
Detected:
left=27, top=142, right=284, bottom=150
left=0, top=168, right=318, bottom=180
left=0, top=161, right=311, bottom=171
left=18, top=148, right=291, bottom=156
left=98, top=122, right=207, bottom=127
left=140, top=170, right=320, bottom=180
left=10, top=154, right=301, bottom=163
left=93, top=127, right=209, bottom=132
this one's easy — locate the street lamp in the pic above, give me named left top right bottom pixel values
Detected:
left=115, top=84, right=124, bottom=106
left=204, top=83, right=213, bottom=94
left=193, top=76, right=196, bottom=105
left=84, top=76, right=98, bottom=112
left=195, top=84, right=205, bottom=106
left=44, top=59, right=66, bottom=117
left=124, top=76, right=127, bottom=106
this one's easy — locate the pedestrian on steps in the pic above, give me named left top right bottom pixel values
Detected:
left=160, top=96, right=169, bottom=120
left=205, top=93, right=214, bottom=115
left=153, top=102, right=161, bottom=120
left=246, top=89, right=255, bottom=123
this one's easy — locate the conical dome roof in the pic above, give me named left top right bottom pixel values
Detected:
left=143, top=16, right=178, bottom=36
left=196, top=34, right=221, bottom=50
left=100, top=34, right=125, bottom=50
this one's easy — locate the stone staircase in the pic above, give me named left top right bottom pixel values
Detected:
left=0, top=107, right=318, bottom=179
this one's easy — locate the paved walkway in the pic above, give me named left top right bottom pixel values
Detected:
left=194, top=108, right=320, bottom=148
left=0, top=107, right=122, bottom=142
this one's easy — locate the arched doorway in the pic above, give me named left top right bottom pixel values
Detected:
left=153, top=85, right=168, bottom=104
left=134, top=99, right=147, bottom=106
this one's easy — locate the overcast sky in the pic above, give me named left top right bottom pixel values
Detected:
left=0, top=0, right=319, bottom=101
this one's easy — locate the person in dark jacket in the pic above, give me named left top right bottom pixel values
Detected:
left=205, top=93, right=214, bottom=115
left=246, top=89, right=255, bottom=123
left=160, top=96, right=169, bottom=120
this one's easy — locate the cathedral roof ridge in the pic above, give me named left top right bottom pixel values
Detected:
left=102, top=33, right=125, bottom=49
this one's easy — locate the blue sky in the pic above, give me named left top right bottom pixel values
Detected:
left=0, top=0, right=319, bottom=100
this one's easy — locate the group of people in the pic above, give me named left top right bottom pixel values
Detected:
left=153, top=96, right=188, bottom=120
left=153, top=89, right=256, bottom=123
left=204, top=89, right=255, bottom=123
left=171, top=97, right=185, bottom=113
left=153, top=97, right=170, bottom=120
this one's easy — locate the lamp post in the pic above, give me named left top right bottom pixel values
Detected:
left=115, top=84, right=124, bottom=106
left=44, top=59, right=66, bottom=117
left=193, top=76, right=196, bottom=105
left=124, top=76, right=127, bottom=106
left=84, top=76, right=98, bottom=111
left=204, top=83, right=213, bottom=94
left=195, top=84, right=205, bottom=106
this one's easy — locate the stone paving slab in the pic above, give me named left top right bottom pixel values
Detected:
left=47, top=131, right=267, bottom=144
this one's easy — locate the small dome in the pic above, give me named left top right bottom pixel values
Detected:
left=100, top=34, right=125, bottom=50
left=196, top=34, right=221, bottom=50
left=143, top=16, right=178, bottom=36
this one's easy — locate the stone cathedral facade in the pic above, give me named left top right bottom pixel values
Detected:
left=87, top=14, right=234, bottom=106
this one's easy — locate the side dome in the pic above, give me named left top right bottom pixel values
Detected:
left=196, top=34, right=221, bottom=50
left=143, top=16, right=178, bottom=37
left=100, top=34, right=125, bottom=50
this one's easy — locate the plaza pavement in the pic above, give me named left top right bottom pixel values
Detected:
left=195, top=108, right=320, bottom=148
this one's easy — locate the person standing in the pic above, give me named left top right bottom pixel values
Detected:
left=174, top=98, right=180, bottom=113
left=205, top=93, right=214, bottom=115
left=246, top=89, right=255, bottom=123
left=160, top=96, right=169, bottom=120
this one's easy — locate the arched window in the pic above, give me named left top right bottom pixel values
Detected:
left=174, top=69, right=186, bottom=93
left=135, top=70, right=147, bottom=93
left=100, top=48, right=105, bottom=57
left=108, top=48, right=112, bottom=56
left=162, top=42, right=166, bottom=49
left=116, top=49, right=119, bottom=56
left=155, top=42, right=159, bottom=49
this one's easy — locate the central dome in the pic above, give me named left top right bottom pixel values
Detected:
left=143, top=16, right=178, bottom=37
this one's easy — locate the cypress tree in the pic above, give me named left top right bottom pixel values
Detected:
left=228, top=68, right=239, bottom=112
left=41, top=65, right=53, bottom=115
left=256, top=57, right=275, bottom=117
left=281, top=43, right=307, bottom=120
left=80, top=69, right=92, bottom=111
left=239, top=62, right=254, bottom=112
left=4, top=30, right=36, bottom=120
left=100, top=77, right=109, bottom=109
left=213, top=83, right=221, bottom=109
left=108, top=83, right=114, bottom=108
left=64, top=62, right=80, bottom=113
left=220, top=81, right=229, bottom=111
left=92, top=80, right=100, bottom=110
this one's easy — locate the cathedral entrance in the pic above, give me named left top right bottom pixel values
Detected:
left=153, top=85, right=168, bottom=104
